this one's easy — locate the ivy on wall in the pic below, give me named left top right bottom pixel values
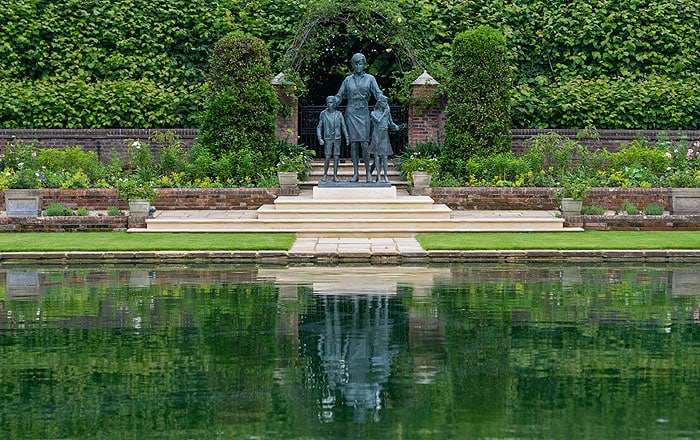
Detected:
left=1, top=0, right=699, bottom=129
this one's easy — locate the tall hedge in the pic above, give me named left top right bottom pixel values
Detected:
left=197, top=33, right=279, bottom=166
left=442, top=27, right=512, bottom=176
left=3, top=0, right=700, bottom=129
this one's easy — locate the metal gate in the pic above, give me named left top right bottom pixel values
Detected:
left=299, top=105, right=407, bottom=158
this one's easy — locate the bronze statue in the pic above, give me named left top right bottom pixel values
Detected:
left=334, top=53, right=384, bottom=182
left=317, top=96, right=349, bottom=182
left=368, top=95, right=403, bottom=183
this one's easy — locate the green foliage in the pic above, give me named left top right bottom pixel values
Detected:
left=198, top=33, right=279, bottom=177
left=521, top=133, right=591, bottom=179
left=107, top=206, right=124, bottom=216
left=0, top=78, right=186, bottom=128
left=513, top=75, right=700, bottom=129
left=272, top=140, right=314, bottom=179
left=581, top=204, right=606, bottom=215
left=555, top=172, right=592, bottom=201
left=442, top=26, right=512, bottom=177
left=621, top=200, right=640, bottom=215
left=643, top=204, right=664, bottom=216
left=38, top=146, right=107, bottom=182
left=3, top=0, right=700, bottom=128
left=44, top=203, right=69, bottom=216
left=76, top=207, right=89, bottom=216
left=278, top=0, right=426, bottom=102
left=396, top=143, right=441, bottom=184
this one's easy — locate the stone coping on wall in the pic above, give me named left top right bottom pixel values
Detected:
left=1, top=249, right=699, bottom=264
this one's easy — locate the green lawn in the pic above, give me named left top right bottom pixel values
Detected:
left=0, top=231, right=698, bottom=253
left=416, top=231, right=700, bottom=250
left=0, top=232, right=296, bottom=252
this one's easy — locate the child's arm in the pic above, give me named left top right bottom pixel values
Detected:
left=316, top=112, right=325, bottom=145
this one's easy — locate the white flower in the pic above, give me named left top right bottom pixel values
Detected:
left=665, top=152, right=672, bottom=158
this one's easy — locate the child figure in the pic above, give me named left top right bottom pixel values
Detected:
left=316, top=96, right=349, bottom=182
left=369, top=95, right=403, bottom=183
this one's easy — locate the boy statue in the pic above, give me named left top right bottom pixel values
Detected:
left=317, top=96, right=349, bottom=182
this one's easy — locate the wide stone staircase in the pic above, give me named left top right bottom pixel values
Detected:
left=143, top=160, right=582, bottom=235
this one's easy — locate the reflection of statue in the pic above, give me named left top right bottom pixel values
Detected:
left=317, top=96, right=348, bottom=182
left=369, top=95, right=404, bottom=183
left=335, top=53, right=384, bottom=182
left=315, top=295, right=398, bottom=424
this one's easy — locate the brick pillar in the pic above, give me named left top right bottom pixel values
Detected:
left=272, top=73, right=299, bottom=144
left=408, top=71, right=445, bottom=147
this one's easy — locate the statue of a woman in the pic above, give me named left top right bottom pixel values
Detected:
left=335, top=53, right=384, bottom=182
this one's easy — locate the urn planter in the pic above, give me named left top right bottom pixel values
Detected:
left=277, top=171, right=298, bottom=189
left=560, top=198, right=583, bottom=216
left=411, top=172, right=432, bottom=189
left=128, top=199, right=151, bottom=216
left=4, top=189, right=43, bottom=217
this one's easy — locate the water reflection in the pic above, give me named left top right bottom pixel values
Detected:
left=0, top=264, right=699, bottom=439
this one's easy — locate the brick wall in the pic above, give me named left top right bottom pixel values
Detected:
left=408, top=84, right=446, bottom=146
left=426, top=187, right=670, bottom=211
left=565, top=214, right=700, bottom=231
left=1, top=188, right=281, bottom=211
left=3, top=128, right=699, bottom=158
left=0, top=128, right=198, bottom=162
left=0, top=215, right=127, bottom=232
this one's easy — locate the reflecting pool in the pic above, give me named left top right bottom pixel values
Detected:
left=1, top=263, right=699, bottom=439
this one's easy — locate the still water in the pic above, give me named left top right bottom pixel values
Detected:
left=1, top=263, right=699, bottom=440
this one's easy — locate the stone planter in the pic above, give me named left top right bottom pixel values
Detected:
left=128, top=199, right=151, bottom=215
left=277, top=171, right=298, bottom=189
left=560, top=198, right=583, bottom=216
left=4, top=189, right=43, bottom=217
left=412, top=172, right=432, bottom=189
left=669, top=188, right=700, bottom=214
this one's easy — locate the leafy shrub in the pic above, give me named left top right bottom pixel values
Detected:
left=442, top=26, right=512, bottom=177
left=621, top=200, right=640, bottom=215
left=76, top=207, right=89, bottom=216
left=581, top=205, right=606, bottom=215
left=521, top=133, right=591, bottom=179
left=396, top=143, right=441, bottom=184
left=643, top=204, right=664, bottom=215
left=38, top=146, right=107, bottom=182
left=44, top=203, right=69, bottom=216
left=107, top=206, right=123, bottom=216
left=197, top=33, right=279, bottom=173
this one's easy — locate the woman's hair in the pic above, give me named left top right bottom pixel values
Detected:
left=350, top=53, right=366, bottom=65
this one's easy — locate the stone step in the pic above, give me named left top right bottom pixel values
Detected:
left=144, top=216, right=575, bottom=234
left=272, top=195, right=436, bottom=211
left=256, top=204, right=453, bottom=220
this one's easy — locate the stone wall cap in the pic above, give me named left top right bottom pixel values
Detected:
left=411, top=70, right=439, bottom=86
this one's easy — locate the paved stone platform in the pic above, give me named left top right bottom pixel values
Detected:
left=289, top=237, right=427, bottom=257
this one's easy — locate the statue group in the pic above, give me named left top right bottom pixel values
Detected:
left=317, top=53, right=404, bottom=184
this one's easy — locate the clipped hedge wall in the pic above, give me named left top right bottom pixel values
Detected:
left=442, top=26, right=512, bottom=176
left=197, top=33, right=279, bottom=166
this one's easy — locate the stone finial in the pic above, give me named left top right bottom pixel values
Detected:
left=411, top=70, right=439, bottom=86
left=271, top=72, right=286, bottom=85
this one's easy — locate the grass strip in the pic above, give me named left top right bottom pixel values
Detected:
left=416, top=231, right=700, bottom=250
left=0, top=232, right=296, bottom=252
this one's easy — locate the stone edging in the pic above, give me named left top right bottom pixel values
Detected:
left=1, top=249, right=699, bottom=264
